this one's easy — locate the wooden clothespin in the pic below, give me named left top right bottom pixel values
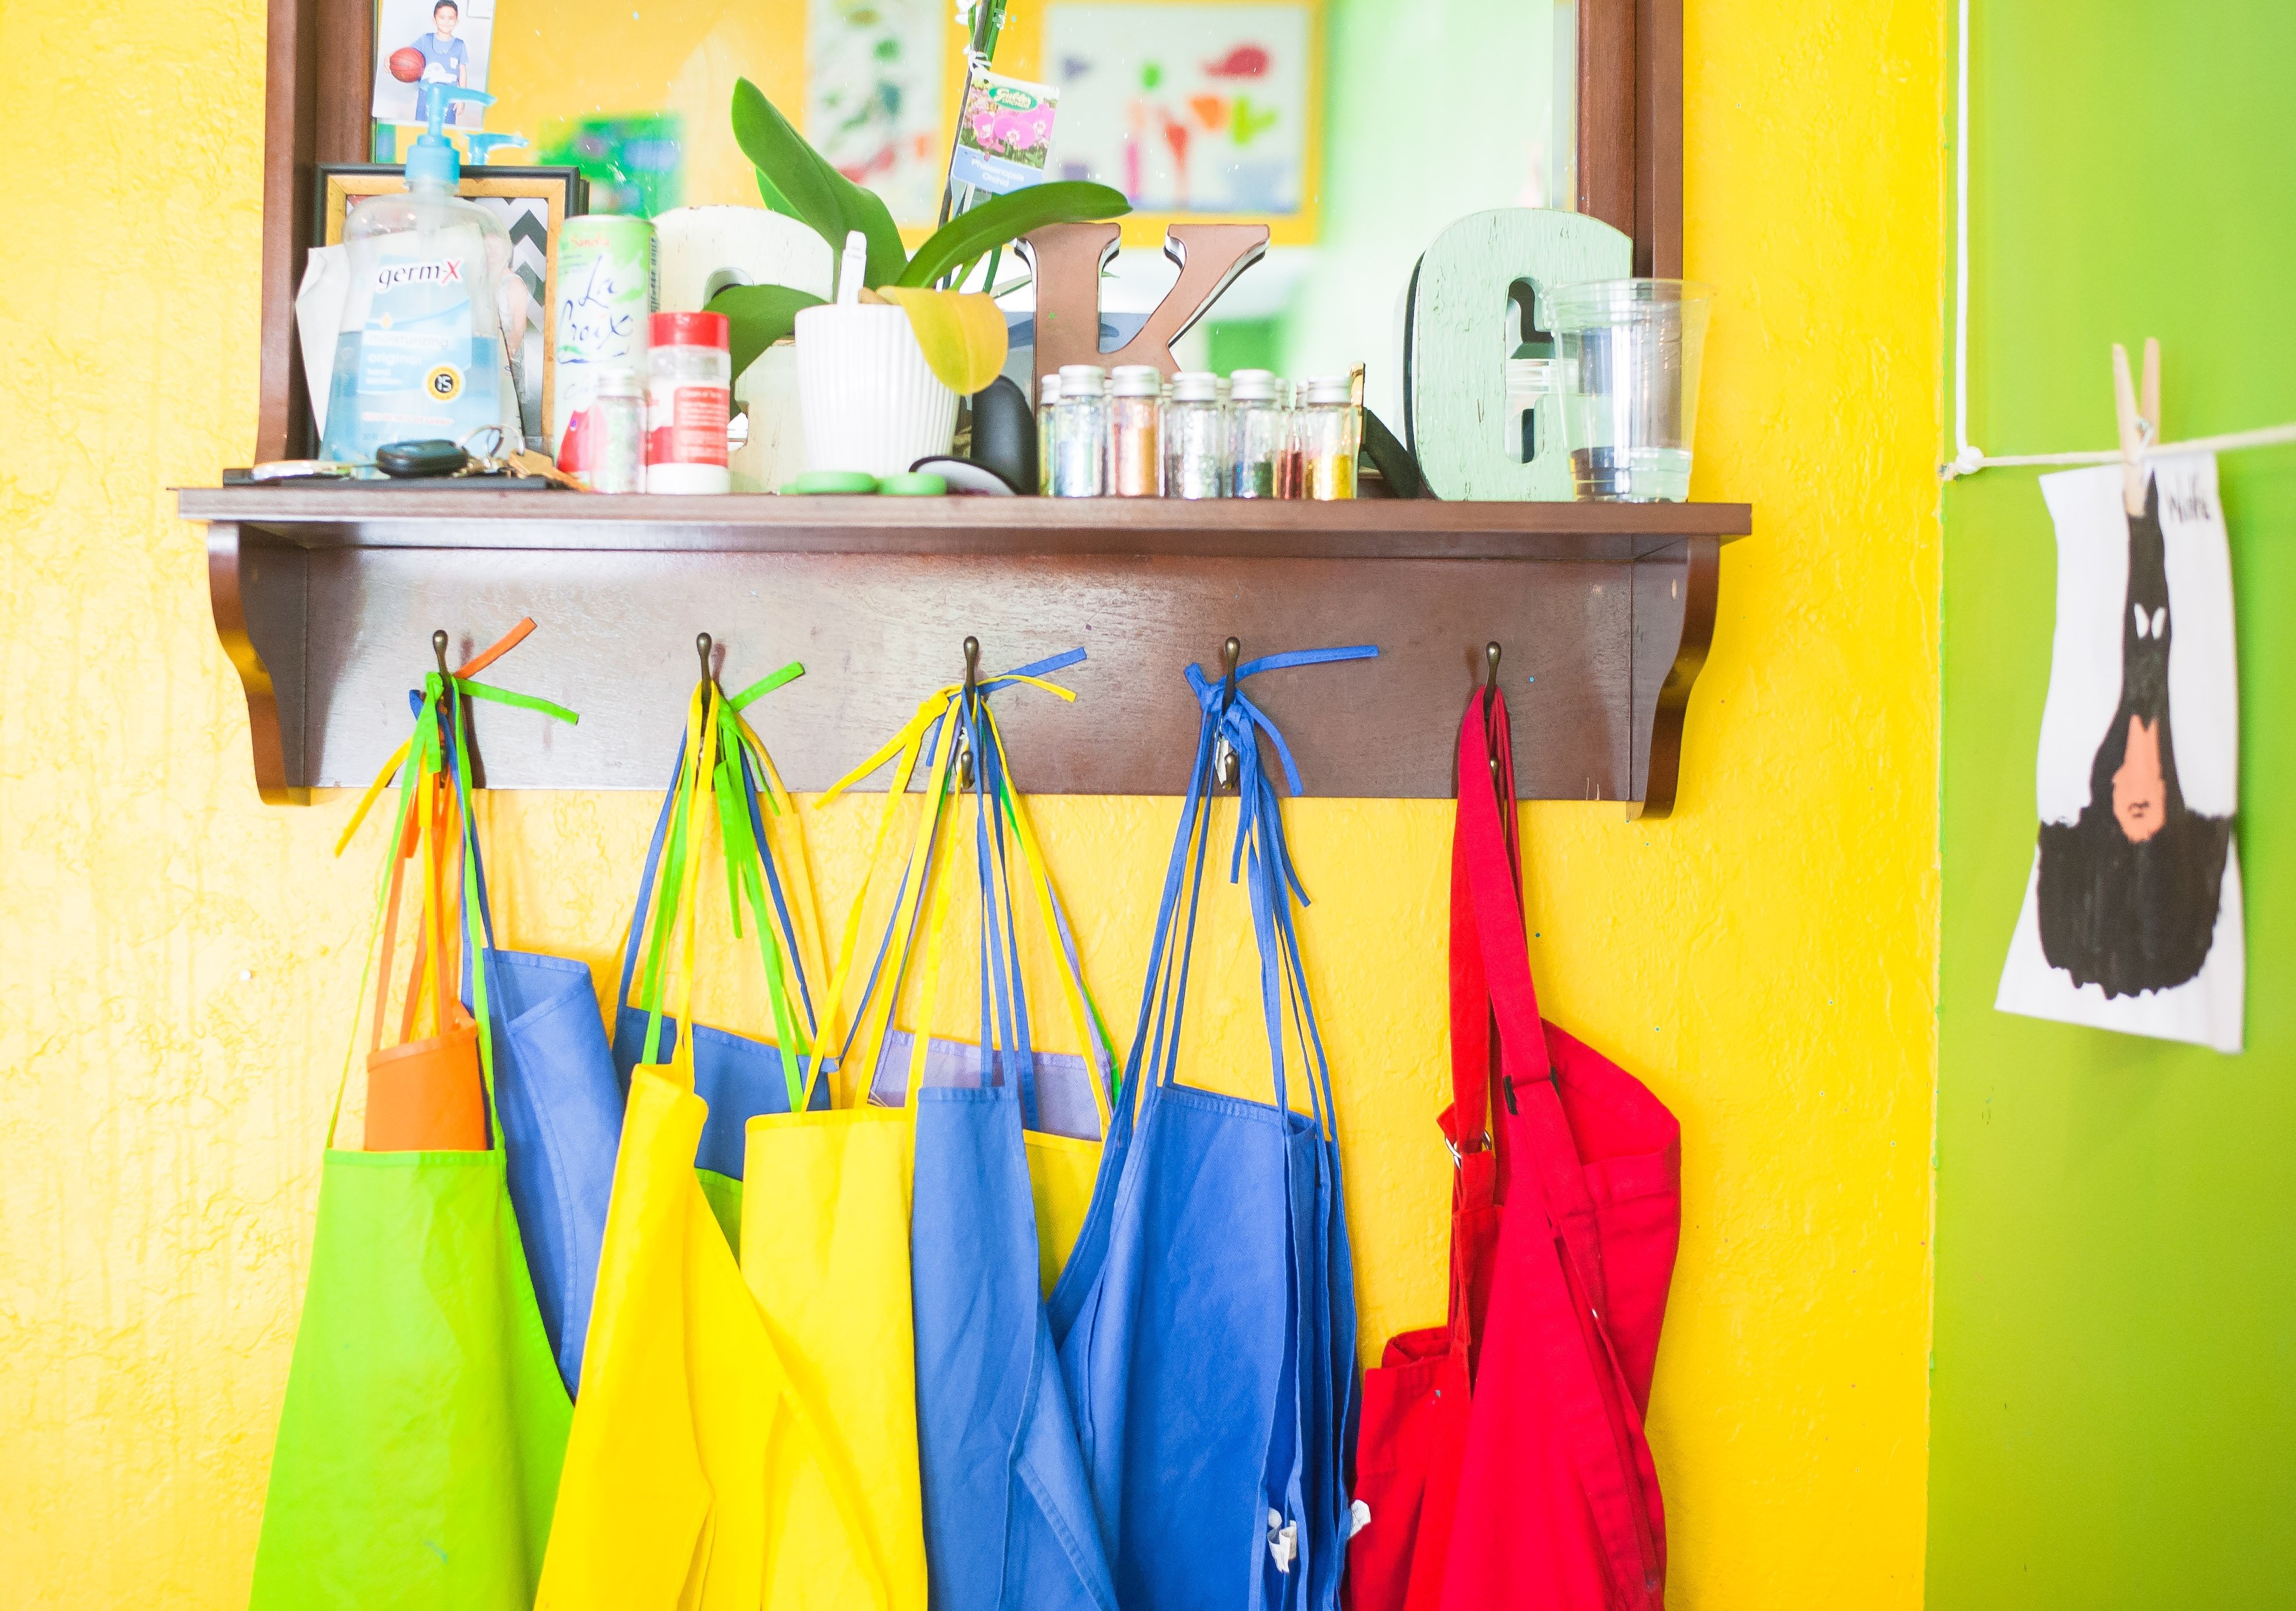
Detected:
left=2112, top=337, right=2161, bottom=517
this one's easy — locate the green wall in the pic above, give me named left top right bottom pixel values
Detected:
left=1930, top=3, right=2296, bottom=1603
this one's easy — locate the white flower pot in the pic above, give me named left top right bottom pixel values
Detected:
left=795, top=303, right=958, bottom=479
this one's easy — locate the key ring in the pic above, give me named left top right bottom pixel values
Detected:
left=456, top=424, right=510, bottom=476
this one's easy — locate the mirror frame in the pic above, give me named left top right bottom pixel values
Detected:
left=252, top=0, right=1680, bottom=461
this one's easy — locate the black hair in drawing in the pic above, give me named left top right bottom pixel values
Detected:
left=2034, top=478, right=2231, bottom=998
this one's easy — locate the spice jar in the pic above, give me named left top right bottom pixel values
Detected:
left=587, top=365, right=646, bottom=493
left=1273, top=378, right=1306, bottom=498
left=1037, top=372, right=1062, bottom=495
left=645, top=311, right=731, bottom=494
left=1052, top=364, right=1109, bottom=496
left=1109, top=365, right=1163, bottom=496
left=1227, top=369, right=1285, bottom=498
left=1298, top=375, right=1361, bottom=500
left=1163, top=370, right=1227, bottom=499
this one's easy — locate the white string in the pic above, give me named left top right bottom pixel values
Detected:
left=1942, top=421, right=2296, bottom=480
left=1943, top=6, right=2296, bottom=482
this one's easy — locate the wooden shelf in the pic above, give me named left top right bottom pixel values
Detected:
left=180, top=488, right=1751, bottom=809
left=179, top=487, right=1747, bottom=558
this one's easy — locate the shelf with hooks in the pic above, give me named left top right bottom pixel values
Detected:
left=178, top=487, right=1750, bottom=809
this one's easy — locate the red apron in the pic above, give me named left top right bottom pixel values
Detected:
left=1348, top=685, right=1680, bottom=1611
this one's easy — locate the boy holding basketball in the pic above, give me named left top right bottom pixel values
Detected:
left=396, top=1, right=469, bottom=123
left=416, top=1, right=467, bottom=88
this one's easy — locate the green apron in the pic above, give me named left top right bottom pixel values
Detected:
left=250, top=670, right=574, bottom=1609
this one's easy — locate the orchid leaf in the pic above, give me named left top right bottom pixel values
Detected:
left=731, top=79, right=842, bottom=244
left=897, top=181, right=1131, bottom=290
left=876, top=287, right=1011, bottom=395
left=707, top=283, right=828, bottom=377
left=732, top=78, right=909, bottom=288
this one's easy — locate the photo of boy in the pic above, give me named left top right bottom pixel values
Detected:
left=415, top=2, right=469, bottom=107
left=371, top=0, right=495, bottom=127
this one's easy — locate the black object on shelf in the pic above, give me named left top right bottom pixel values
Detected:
left=967, top=376, right=1038, bottom=494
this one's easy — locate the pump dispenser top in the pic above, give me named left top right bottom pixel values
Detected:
left=408, top=84, right=496, bottom=188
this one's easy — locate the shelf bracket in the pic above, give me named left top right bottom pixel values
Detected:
left=206, top=520, right=310, bottom=806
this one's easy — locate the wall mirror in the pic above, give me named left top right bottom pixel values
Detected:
left=257, top=0, right=1679, bottom=458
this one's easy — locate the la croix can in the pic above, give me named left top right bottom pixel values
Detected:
left=551, top=214, right=658, bottom=476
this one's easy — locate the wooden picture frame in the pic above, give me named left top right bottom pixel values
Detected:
left=252, top=0, right=1680, bottom=462
left=310, top=163, right=583, bottom=457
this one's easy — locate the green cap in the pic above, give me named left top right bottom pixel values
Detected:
left=877, top=471, right=949, bottom=497
left=782, top=470, right=880, bottom=495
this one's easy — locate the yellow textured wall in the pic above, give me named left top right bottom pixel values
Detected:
left=0, top=1, right=1942, bottom=1606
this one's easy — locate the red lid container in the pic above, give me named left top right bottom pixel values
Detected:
left=650, top=310, right=730, bottom=349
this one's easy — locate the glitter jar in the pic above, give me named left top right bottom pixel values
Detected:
left=1109, top=364, right=1163, bottom=496
left=1037, top=372, right=1062, bottom=495
left=1227, top=369, right=1284, bottom=498
left=587, top=366, right=647, bottom=494
left=1052, top=363, right=1108, bottom=496
left=1272, top=378, right=1305, bottom=499
left=1163, top=370, right=1227, bottom=499
left=1298, top=374, right=1361, bottom=500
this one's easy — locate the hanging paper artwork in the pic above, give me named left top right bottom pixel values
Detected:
left=1996, top=452, right=2244, bottom=1052
left=372, top=0, right=496, bottom=127
left=1042, top=2, right=1312, bottom=216
left=807, top=0, right=948, bottom=226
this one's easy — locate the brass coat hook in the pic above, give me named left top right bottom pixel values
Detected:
left=431, top=630, right=463, bottom=772
left=1485, top=641, right=1504, bottom=787
left=956, top=635, right=981, bottom=789
left=696, top=631, right=716, bottom=690
left=1213, top=636, right=1242, bottom=791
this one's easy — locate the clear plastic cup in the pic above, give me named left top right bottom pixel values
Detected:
left=1547, top=280, right=1711, bottom=502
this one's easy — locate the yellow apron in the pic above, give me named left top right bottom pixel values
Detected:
left=539, top=681, right=880, bottom=1611
left=739, top=662, right=1116, bottom=1611
left=737, top=690, right=954, bottom=1611
left=792, top=655, right=1118, bottom=1344
left=742, top=1101, right=920, bottom=1611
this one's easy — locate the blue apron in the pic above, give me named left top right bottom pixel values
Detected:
left=837, top=651, right=1122, bottom=1611
left=1051, top=645, right=1372, bottom=1611
left=422, top=688, right=620, bottom=1400
left=458, top=802, right=622, bottom=1398
left=609, top=711, right=830, bottom=1251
